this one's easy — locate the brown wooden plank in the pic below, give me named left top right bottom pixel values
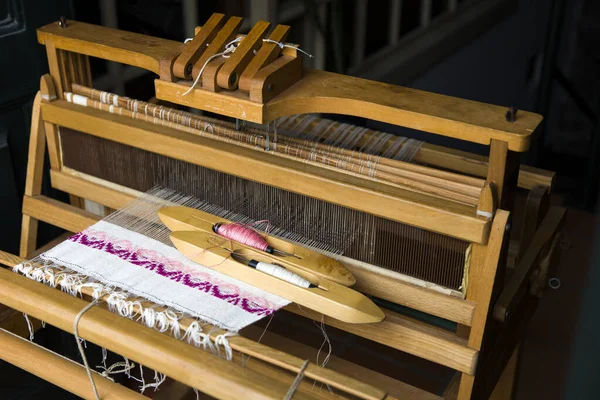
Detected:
left=217, top=20, right=271, bottom=90
left=415, top=144, right=554, bottom=191
left=22, top=195, right=100, bottom=233
left=41, top=100, right=491, bottom=243
left=173, top=13, right=225, bottom=79
left=20, top=91, right=46, bottom=258
left=51, top=169, right=137, bottom=210
left=192, top=16, right=243, bottom=80
left=38, top=20, right=183, bottom=75
left=239, top=24, right=291, bottom=91
left=457, top=210, right=510, bottom=399
left=250, top=54, right=303, bottom=103
left=0, top=328, right=146, bottom=400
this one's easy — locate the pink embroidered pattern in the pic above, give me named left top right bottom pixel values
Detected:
left=68, top=229, right=279, bottom=316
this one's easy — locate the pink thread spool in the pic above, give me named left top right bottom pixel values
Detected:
left=213, top=223, right=275, bottom=254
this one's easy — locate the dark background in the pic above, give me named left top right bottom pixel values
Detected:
left=0, top=0, right=598, bottom=398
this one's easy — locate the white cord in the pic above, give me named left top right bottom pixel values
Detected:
left=262, top=39, right=314, bottom=58
left=182, top=37, right=243, bottom=96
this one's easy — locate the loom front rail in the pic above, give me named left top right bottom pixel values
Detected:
left=0, top=14, right=566, bottom=400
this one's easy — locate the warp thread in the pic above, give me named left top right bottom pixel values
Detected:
left=284, top=360, right=310, bottom=400
left=73, top=298, right=101, bottom=400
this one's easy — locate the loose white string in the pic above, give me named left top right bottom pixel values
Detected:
left=23, top=313, right=35, bottom=341
left=73, top=298, right=101, bottom=400
left=263, top=39, right=314, bottom=58
left=182, top=37, right=243, bottom=96
left=96, top=360, right=135, bottom=381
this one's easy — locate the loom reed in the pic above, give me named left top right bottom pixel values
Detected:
left=69, top=84, right=483, bottom=206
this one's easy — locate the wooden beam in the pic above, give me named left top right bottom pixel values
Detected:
left=0, top=328, right=146, bottom=400
left=415, top=144, right=555, bottom=192
left=287, top=306, right=478, bottom=375
left=41, top=100, right=491, bottom=243
left=457, top=210, right=510, bottom=399
left=22, top=195, right=100, bottom=233
left=156, top=70, right=541, bottom=152
left=38, top=20, right=183, bottom=76
left=0, top=267, right=315, bottom=400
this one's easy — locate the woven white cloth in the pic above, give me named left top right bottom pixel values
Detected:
left=40, top=220, right=290, bottom=332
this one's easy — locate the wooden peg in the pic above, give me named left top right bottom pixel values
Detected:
left=191, top=16, right=243, bottom=81
left=174, top=13, right=225, bottom=79
left=217, top=20, right=271, bottom=90
left=239, top=24, right=291, bottom=92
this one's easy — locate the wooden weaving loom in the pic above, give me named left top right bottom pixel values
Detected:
left=0, top=14, right=566, bottom=400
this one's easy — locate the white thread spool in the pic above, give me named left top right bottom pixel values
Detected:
left=255, top=262, right=312, bottom=288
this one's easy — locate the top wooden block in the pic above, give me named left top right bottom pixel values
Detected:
left=38, top=20, right=542, bottom=152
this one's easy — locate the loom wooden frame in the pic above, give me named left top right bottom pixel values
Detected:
left=0, top=19, right=565, bottom=400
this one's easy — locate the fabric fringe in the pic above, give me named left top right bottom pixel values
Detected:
left=13, top=260, right=236, bottom=359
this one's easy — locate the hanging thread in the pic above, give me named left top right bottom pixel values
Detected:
left=183, top=37, right=243, bottom=96
left=262, top=39, right=314, bottom=58
left=73, top=298, right=101, bottom=400
left=284, top=360, right=311, bottom=400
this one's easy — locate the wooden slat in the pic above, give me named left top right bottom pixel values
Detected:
left=156, top=70, right=541, bottom=151
left=266, top=71, right=540, bottom=152
left=239, top=24, right=291, bottom=91
left=0, top=328, right=146, bottom=400
left=20, top=93, right=44, bottom=258
left=415, top=144, right=555, bottom=191
left=243, top=326, right=442, bottom=400
left=173, top=13, right=225, bottom=79
left=38, top=20, right=183, bottom=75
left=22, top=195, right=100, bottom=233
left=0, top=268, right=311, bottom=400
left=41, top=100, right=491, bottom=243
left=217, top=20, right=271, bottom=90
left=51, top=169, right=137, bottom=210
left=457, top=210, right=510, bottom=399
left=287, top=306, right=478, bottom=375
left=346, top=260, right=475, bottom=326
left=191, top=16, right=243, bottom=80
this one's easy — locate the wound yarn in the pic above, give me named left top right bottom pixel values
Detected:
left=255, top=262, right=312, bottom=288
left=215, top=223, right=270, bottom=252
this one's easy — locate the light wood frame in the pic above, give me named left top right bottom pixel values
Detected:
left=0, top=18, right=566, bottom=400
